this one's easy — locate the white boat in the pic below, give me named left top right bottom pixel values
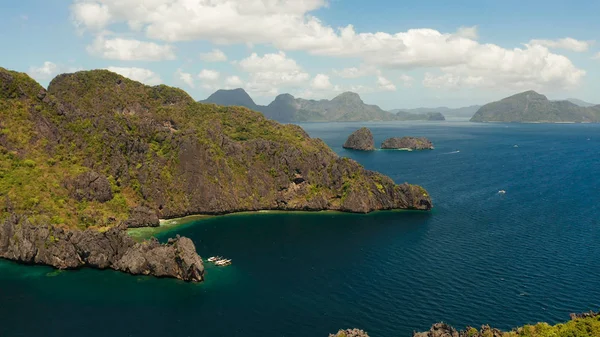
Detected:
left=215, top=259, right=232, bottom=266
left=207, top=256, right=222, bottom=262
left=498, top=190, right=506, bottom=194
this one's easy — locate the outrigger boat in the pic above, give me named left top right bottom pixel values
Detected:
left=214, top=259, right=232, bottom=266
left=207, top=256, right=222, bottom=262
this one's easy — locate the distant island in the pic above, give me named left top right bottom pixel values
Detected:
left=381, top=137, right=434, bottom=150
left=471, top=90, right=600, bottom=123
left=391, top=105, right=481, bottom=119
left=202, top=88, right=445, bottom=123
left=0, top=67, right=432, bottom=281
left=343, top=127, right=375, bottom=151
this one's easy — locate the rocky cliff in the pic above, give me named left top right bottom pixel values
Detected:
left=381, top=137, right=434, bottom=150
left=0, top=67, right=432, bottom=279
left=343, top=127, right=375, bottom=151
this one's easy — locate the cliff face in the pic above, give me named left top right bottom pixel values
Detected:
left=0, top=67, right=432, bottom=279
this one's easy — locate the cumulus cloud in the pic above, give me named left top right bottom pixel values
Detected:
left=198, top=69, right=220, bottom=81
left=87, top=35, right=176, bottom=61
left=529, top=37, right=593, bottom=52
left=28, top=61, right=82, bottom=82
left=200, top=49, right=228, bottom=62
left=333, top=65, right=378, bottom=78
left=399, top=74, right=414, bottom=88
left=377, top=76, right=396, bottom=91
left=28, top=61, right=59, bottom=80
left=311, top=74, right=332, bottom=90
left=176, top=69, right=194, bottom=88
left=106, top=66, right=162, bottom=85
left=70, top=0, right=586, bottom=90
left=225, top=75, right=243, bottom=88
left=237, top=51, right=310, bottom=96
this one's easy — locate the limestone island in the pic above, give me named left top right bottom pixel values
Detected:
left=0, top=68, right=432, bottom=282
left=343, top=127, right=375, bottom=151
left=381, top=137, right=434, bottom=151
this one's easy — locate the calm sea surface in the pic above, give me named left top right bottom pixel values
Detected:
left=1, top=121, right=600, bottom=337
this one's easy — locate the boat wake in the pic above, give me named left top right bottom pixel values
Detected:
left=443, top=150, right=461, bottom=154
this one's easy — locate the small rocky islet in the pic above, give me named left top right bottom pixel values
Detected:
left=381, top=137, right=434, bottom=151
left=342, top=128, right=434, bottom=151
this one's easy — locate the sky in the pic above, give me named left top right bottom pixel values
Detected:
left=1, top=0, right=599, bottom=109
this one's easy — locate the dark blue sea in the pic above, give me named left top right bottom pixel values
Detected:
left=1, top=121, right=600, bottom=337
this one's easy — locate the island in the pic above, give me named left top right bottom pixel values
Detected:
left=471, top=90, right=600, bottom=123
left=381, top=137, right=434, bottom=150
left=343, top=127, right=375, bottom=151
left=0, top=68, right=432, bottom=281
left=203, top=88, right=447, bottom=123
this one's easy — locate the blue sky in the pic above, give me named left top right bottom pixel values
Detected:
left=1, top=0, right=599, bottom=109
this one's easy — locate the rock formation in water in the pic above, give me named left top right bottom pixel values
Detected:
left=0, top=67, right=432, bottom=280
left=0, top=214, right=204, bottom=281
left=329, top=328, right=370, bottom=337
left=203, top=88, right=446, bottom=123
left=381, top=137, right=434, bottom=150
left=343, top=127, right=375, bottom=151
left=471, top=90, right=600, bottom=123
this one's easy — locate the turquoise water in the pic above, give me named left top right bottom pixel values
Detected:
left=1, top=121, right=600, bottom=337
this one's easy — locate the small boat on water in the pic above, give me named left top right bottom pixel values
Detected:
left=498, top=190, right=506, bottom=195
left=207, top=256, right=222, bottom=262
left=214, top=259, right=232, bottom=266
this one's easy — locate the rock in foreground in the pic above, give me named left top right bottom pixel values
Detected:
left=343, top=127, right=375, bottom=151
left=0, top=214, right=204, bottom=282
left=381, top=137, right=434, bottom=150
left=329, top=328, right=370, bottom=337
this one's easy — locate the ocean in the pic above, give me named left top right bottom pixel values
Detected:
left=1, top=121, right=599, bottom=337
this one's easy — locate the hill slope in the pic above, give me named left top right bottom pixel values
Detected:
left=471, top=90, right=600, bottom=123
left=0, top=68, right=432, bottom=278
left=203, top=89, right=445, bottom=122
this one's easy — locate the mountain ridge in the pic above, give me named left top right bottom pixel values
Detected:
left=471, top=90, right=600, bottom=123
left=202, top=88, right=445, bottom=122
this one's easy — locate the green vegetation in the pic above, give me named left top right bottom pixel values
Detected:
left=471, top=90, right=600, bottom=123
left=504, top=315, right=600, bottom=337
left=1, top=67, right=429, bottom=231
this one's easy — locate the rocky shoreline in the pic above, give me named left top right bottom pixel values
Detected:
left=0, top=213, right=204, bottom=282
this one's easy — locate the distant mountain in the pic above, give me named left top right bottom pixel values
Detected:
left=390, top=105, right=481, bottom=118
left=202, top=89, right=445, bottom=123
left=471, top=90, right=600, bottom=123
left=566, top=98, right=597, bottom=107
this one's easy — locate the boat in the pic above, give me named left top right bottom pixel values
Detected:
left=215, top=259, right=232, bottom=266
left=498, top=190, right=506, bottom=194
left=207, top=256, right=222, bottom=262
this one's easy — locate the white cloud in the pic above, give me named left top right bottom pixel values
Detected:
left=377, top=76, right=396, bottom=91
left=225, top=75, right=243, bottom=88
left=28, top=61, right=82, bottom=82
left=333, top=65, right=378, bottom=78
left=592, top=52, right=600, bottom=60
left=399, top=74, right=414, bottom=88
left=455, top=26, right=478, bottom=40
left=198, top=69, right=220, bottom=81
left=237, top=51, right=310, bottom=96
left=176, top=69, right=194, bottom=88
left=200, top=49, right=228, bottom=62
left=311, top=74, right=332, bottom=90
left=70, top=0, right=586, bottom=91
left=106, top=66, right=162, bottom=85
left=529, top=37, right=593, bottom=52
left=87, top=35, right=176, bottom=61
left=28, top=62, right=59, bottom=80
left=71, top=2, right=111, bottom=31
